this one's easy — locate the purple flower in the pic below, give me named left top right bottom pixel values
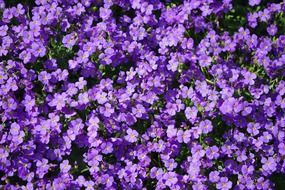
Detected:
left=219, top=97, right=236, bottom=115
left=84, top=180, right=95, bottom=190
left=267, top=24, right=278, bottom=36
left=10, top=122, right=20, bottom=136
left=206, top=146, right=219, bottom=160
left=19, top=50, right=31, bottom=64
left=185, top=107, right=198, bottom=123
left=216, top=177, right=232, bottom=190
left=36, top=159, right=49, bottom=178
left=241, top=164, right=254, bottom=175
left=132, top=104, right=146, bottom=118
left=278, top=143, right=285, bottom=155
left=38, top=71, right=51, bottom=85
left=101, top=142, right=113, bottom=154
left=199, top=55, right=212, bottom=67
left=182, top=130, right=191, bottom=144
left=60, top=160, right=71, bottom=173
left=78, top=92, right=89, bottom=105
left=199, top=119, right=213, bottom=134
left=48, top=93, right=67, bottom=110
left=164, top=158, right=177, bottom=171
left=163, top=172, right=178, bottom=187
left=125, top=128, right=138, bottom=143
left=62, top=32, right=77, bottom=48
left=209, top=171, right=220, bottom=182
left=167, top=125, right=177, bottom=138
left=259, top=9, right=271, bottom=22
left=99, top=7, right=112, bottom=20
left=261, top=157, right=277, bottom=172
left=95, top=91, right=108, bottom=104
left=249, top=0, right=261, bottom=6
left=0, top=25, right=8, bottom=36
left=102, top=174, right=114, bottom=187
left=247, top=122, right=260, bottom=136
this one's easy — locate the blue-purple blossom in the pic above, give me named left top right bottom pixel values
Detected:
left=0, top=0, right=284, bottom=189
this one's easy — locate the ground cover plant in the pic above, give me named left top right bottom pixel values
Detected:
left=0, top=0, right=285, bottom=189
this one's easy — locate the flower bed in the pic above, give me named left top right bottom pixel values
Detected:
left=0, top=0, right=285, bottom=189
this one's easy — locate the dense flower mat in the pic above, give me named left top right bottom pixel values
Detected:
left=0, top=0, right=285, bottom=189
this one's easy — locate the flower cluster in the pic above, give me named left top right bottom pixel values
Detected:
left=0, top=0, right=285, bottom=189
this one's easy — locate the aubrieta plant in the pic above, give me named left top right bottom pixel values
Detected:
left=0, top=0, right=285, bottom=189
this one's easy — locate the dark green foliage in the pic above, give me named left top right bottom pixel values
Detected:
left=132, top=119, right=151, bottom=135
left=4, top=0, right=36, bottom=7
left=48, top=39, right=76, bottom=69
left=67, top=144, right=90, bottom=178
left=270, top=173, right=285, bottom=190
